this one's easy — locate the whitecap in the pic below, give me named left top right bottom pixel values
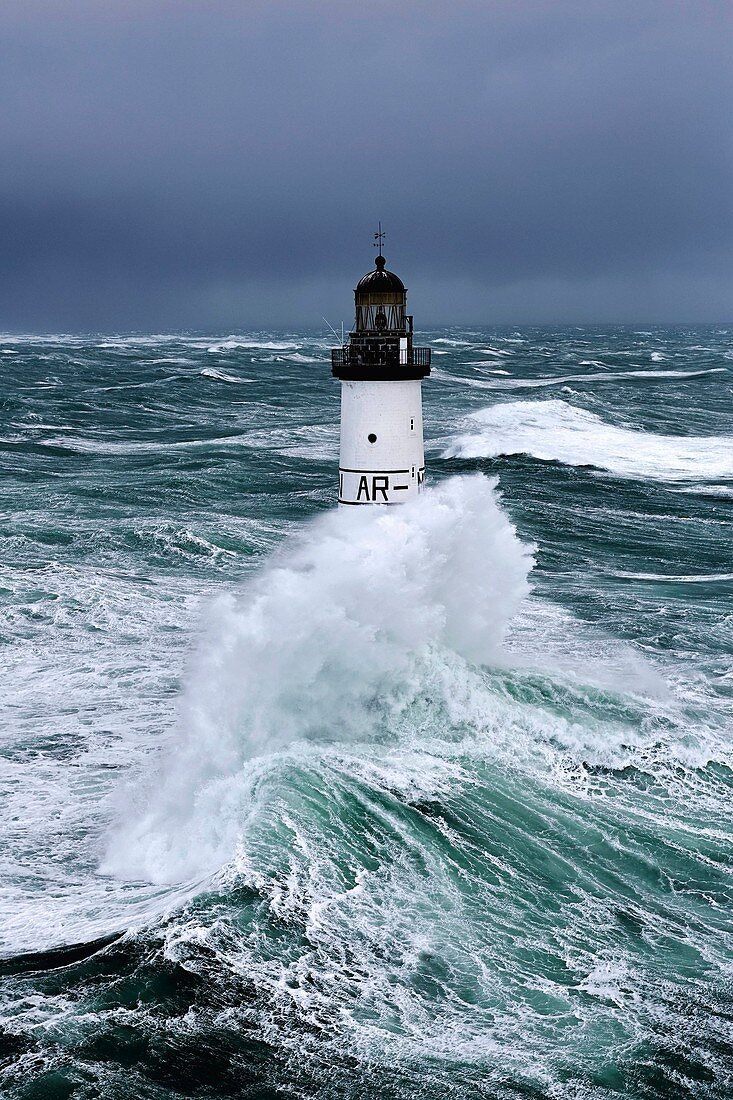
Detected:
left=41, top=432, right=253, bottom=455
left=668, top=484, right=733, bottom=499
left=449, top=367, right=727, bottom=392
left=207, top=339, right=300, bottom=353
left=609, top=570, right=733, bottom=584
left=140, top=357, right=196, bottom=366
left=444, top=399, right=733, bottom=482
left=200, top=367, right=254, bottom=384
left=467, top=360, right=511, bottom=370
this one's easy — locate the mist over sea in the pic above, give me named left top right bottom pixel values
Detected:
left=1, top=326, right=732, bottom=1099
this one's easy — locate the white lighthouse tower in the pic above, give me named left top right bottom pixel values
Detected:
left=331, top=233, right=431, bottom=505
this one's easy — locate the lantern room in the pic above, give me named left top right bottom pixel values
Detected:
left=354, top=255, right=408, bottom=333
left=331, top=245, right=430, bottom=382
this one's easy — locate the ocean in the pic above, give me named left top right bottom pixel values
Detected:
left=1, top=326, right=731, bottom=1099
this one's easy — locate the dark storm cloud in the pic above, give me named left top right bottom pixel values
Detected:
left=1, top=0, right=731, bottom=328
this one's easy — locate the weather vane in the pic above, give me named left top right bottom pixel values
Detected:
left=373, top=221, right=386, bottom=253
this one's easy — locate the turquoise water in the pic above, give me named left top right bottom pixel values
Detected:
left=1, top=327, right=732, bottom=1098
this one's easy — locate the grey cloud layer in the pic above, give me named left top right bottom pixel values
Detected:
left=1, top=1, right=731, bottom=328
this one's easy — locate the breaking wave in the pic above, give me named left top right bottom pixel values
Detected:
left=452, top=367, right=727, bottom=391
left=103, top=475, right=534, bottom=884
left=444, top=399, right=733, bottom=482
left=200, top=366, right=254, bottom=384
left=207, top=339, right=300, bottom=353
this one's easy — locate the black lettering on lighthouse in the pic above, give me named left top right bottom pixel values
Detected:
left=356, top=475, right=370, bottom=501
left=372, top=475, right=389, bottom=501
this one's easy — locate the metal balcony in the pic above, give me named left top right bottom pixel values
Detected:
left=331, top=345, right=431, bottom=380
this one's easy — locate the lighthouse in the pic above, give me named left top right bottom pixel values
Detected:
left=330, top=233, right=431, bottom=505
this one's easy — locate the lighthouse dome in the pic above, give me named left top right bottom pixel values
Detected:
left=355, top=255, right=405, bottom=299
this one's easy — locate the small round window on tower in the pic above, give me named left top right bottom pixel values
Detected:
left=368, top=433, right=377, bottom=443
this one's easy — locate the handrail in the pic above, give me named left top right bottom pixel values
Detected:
left=331, top=346, right=431, bottom=369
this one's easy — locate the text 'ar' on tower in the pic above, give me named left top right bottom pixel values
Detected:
left=330, top=231, right=431, bottom=505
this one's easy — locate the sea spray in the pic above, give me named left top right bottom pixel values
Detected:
left=102, top=475, right=534, bottom=884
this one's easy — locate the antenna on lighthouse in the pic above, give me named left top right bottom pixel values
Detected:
left=373, top=222, right=386, bottom=255
left=322, top=316, right=341, bottom=342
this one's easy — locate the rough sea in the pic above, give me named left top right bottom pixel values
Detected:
left=1, top=326, right=732, bottom=1099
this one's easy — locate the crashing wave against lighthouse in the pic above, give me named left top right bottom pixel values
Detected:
left=331, top=241, right=431, bottom=504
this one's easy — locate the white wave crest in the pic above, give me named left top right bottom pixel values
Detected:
left=610, top=569, right=733, bottom=583
left=669, top=484, right=733, bottom=499
left=102, top=475, right=534, bottom=883
left=207, top=339, right=299, bottom=352
left=444, top=400, right=733, bottom=482
left=200, top=367, right=254, bottom=384
left=449, top=367, right=727, bottom=392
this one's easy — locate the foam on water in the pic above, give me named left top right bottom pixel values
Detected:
left=0, top=558, right=202, bottom=952
left=39, top=430, right=258, bottom=455
left=445, top=399, right=733, bottom=481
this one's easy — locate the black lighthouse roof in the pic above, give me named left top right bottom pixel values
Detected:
left=355, top=255, right=405, bottom=297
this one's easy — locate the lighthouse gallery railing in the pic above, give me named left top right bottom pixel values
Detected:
left=330, top=346, right=431, bottom=371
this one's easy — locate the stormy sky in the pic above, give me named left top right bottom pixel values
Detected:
left=1, top=1, right=731, bottom=330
